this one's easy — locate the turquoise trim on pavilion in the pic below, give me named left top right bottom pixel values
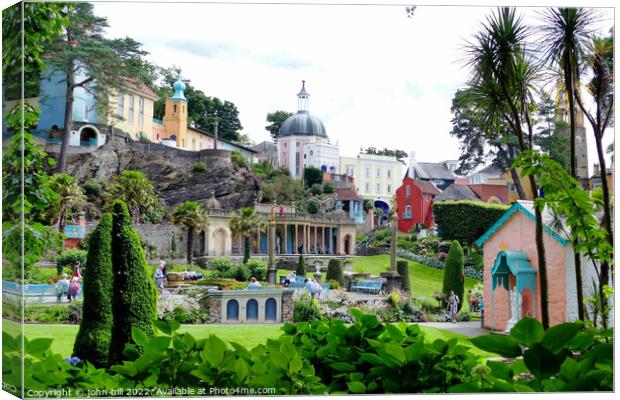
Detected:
left=490, top=250, right=537, bottom=333
left=475, top=202, right=569, bottom=248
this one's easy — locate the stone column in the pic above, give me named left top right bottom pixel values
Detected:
left=281, top=289, right=295, bottom=322
left=381, top=208, right=401, bottom=293
left=267, top=202, right=277, bottom=284
left=322, top=226, right=326, bottom=254
left=294, top=224, right=298, bottom=254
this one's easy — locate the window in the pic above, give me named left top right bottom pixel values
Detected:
left=138, top=97, right=144, bottom=129
left=403, top=205, right=412, bottom=220
left=387, top=170, right=391, bottom=178
left=295, top=152, right=300, bottom=172
left=128, top=95, right=134, bottom=124
left=405, top=185, right=411, bottom=197
left=365, top=168, right=370, bottom=177
left=376, top=168, right=381, bottom=177
left=117, top=94, right=124, bottom=117
left=365, top=183, right=370, bottom=192
left=376, top=183, right=381, bottom=192
left=309, top=150, right=314, bottom=156
left=387, top=184, right=392, bottom=193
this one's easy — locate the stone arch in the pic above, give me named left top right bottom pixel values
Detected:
left=265, top=298, right=277, bottom=321
left=78, top=124, right=100, bottom=146
left=213, top=228, right=227, bottom=257
left=487, top=196, right=503, bottom=205
left=246, top=299, right=258, bottom=321
left=344, top=234, right=352, bottom=255
left=226, top=299, right=239, bottom=321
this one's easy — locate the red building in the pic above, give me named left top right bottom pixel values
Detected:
left=395, top=176, right=440, bottom=233
left=466, top=183, right=510, bottom=204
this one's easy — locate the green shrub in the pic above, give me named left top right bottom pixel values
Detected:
left=396, top=260, right=411, bottom=296
left=56, top=248, right=87, bottom=275
left=433, top=200, right=508, bottom=246
left=306, top=198, right=320, bottom=214
left=82, top=178, right=107, bottom=201
left=303, top=166, right=323, bottom=187
left=245, top=259, right=267, bottom=281
left=322, top=180, right=335, bottom=194
left=293, top=293, right=323, bottom=322
left=109, top=200, right=157, bottom=365
left=231, top=151, right=248, bottom=169
left=442, top=240, right=464, bottom=311
left=192, top=161, right=207, bottom=172
left=296, top=253, right=307, bottom=276
left=464, top=250, right=483, bottom=270
left=327, top=279, right=340, bottom=289
left=209, top=257, right=235, bottom=273
left=326, top=259, right=344, bottom=287
left=73, top=213, right=114, bottom=368
left=226, top=264, right=251, bottom=282
left=309, top=183, right=323, bottom=195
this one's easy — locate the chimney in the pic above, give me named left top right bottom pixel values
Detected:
left=408, top=151, right=417, bottom=178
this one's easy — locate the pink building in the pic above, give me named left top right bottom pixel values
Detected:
left=475, top=201, right=604, bottom=331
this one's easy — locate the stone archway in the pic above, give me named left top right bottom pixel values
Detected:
left=78, top=125, right=100, bottom=146
left=213, top=228, right=227, bottom=257
left=344, top=234, right=352, bottom=255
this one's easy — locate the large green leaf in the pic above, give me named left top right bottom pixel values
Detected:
left=540, top=322, right=582, bottom=353
left=469, top=334, right=522, bottom=358
left=26, top=338, right=53, bottom=356
left=346, top=381, right=366, bottom=394
left=523, top=343, right=563, bottom=380
left=509, top=317, right=544, bottom=347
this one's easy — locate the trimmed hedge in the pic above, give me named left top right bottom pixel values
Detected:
left=109, top=200, right=157, bottom=365
left=326, top=259, right=344, bottom=287
left=396, top=260, right=411, bottom=296
left=73, top=213, right=114, bottom=368
left=296, top=253, right=307, bottom=276
left=433, top=200, right=508, bottom=246
left=442, top=241, right=464, bottom=311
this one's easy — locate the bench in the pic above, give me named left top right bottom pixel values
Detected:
left=350, top=280, right=383, bottom=294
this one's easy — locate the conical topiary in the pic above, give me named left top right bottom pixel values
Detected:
left=108, top=200, right=157, bottom=365
left=326, top=259, right=344, bottom=287
left=442, top=240, right=464, bottom=311
left=73, top=213, right=113, bottom=367
left=296, top=253, right=307, bottom=277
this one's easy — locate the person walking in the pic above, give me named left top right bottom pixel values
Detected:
left=68, top=277, right=80, bottom=302
left=55, top=274, right=70, bottom=303
left=72, top=261, right=82, bottom=279
left=160, top=260, right=168, bottom=283
left=467, top=290, right=477, bottom=313
left=305, top=278, right=317, bottom=298
left=447, top=290, right=460, bottom=323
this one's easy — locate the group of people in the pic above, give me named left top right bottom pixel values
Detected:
left=445, top=290, right=484, bottom=323
left=55, top=262, right=82, bottom=303
left=282, top=271, right=324, bottom=298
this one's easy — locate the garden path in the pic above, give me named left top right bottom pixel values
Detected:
left=418, top=321, right=487, bottom=337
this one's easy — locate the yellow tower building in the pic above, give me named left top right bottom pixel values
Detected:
left=163, top=74, right=189, bottom=148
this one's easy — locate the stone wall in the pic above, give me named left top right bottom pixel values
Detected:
left=281, top=289, right=294, bottom=322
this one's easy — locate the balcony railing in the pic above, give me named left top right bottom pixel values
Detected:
left=206, top=208, right=356, bottom=224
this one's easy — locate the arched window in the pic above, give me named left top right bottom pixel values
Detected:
left=246, top=299, right=258, bottom=321
left=226, top=299, right=239, bottom=321
left=265, top=298, right=277, bottom=321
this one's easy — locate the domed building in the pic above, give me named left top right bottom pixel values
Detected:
left=277, top=81, right=340, bottom=179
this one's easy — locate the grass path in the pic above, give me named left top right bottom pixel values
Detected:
left=3, top=318, right=494, bottom=359
left=352, top=255, right=480, bottom=300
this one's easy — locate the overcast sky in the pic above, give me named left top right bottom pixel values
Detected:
left=94, top=1, right=613, bottom=172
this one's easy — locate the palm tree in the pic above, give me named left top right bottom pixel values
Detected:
left=49, top=173, right=87, bottom=234
left=230, top=207, right=267, bottom=264
left=574, top=33, right=614, bottom=327
left=104, top=170, right=159, bottom=223
left=464, top=8, right=551, bottom=328
left=171, top=201, right=209, bottom=264
left=540, top=7, right=597, bottom=186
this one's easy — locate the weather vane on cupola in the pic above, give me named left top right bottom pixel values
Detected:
left=297, top=80, right=310, bottom=112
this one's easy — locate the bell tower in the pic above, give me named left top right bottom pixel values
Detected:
left=164, top=73, right=188, bottom=148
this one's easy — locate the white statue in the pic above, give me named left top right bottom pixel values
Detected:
left=315, top=264, right=321, bottom=274
left=505, top=288, right=522, bottom=333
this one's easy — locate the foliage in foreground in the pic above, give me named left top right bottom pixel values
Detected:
left=2, top=314, right=612, bottom=395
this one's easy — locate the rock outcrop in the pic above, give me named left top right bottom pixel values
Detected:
left=55, top=138, right=259, bottom=210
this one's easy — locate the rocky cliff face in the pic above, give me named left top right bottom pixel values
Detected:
left=58, top=138, right=259, bottom=210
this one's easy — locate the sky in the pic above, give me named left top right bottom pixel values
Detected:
left=94, top=0, right=614, bottom=173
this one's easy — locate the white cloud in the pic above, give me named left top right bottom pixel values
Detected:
left=94, top=1, right=613, bottom=171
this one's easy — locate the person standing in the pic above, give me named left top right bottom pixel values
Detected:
left=160, top=260, right=168, bottom=284
left=248, top=277, right=262, bottom=288
left=154, top=263, right=165, bottom=293
left=55, top=274, right=70, bottom=303
left=72, top=261, right=82, bottom=279
left=68, top=277, right=80, bottom=302
left=447, top=290, right=460, bottom=323
left=467, top=290, right=477, bottom=313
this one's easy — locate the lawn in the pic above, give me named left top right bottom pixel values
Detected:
left=3, top=318, right=494, bottom=358
left=352, top=254, right=480, bottom=300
